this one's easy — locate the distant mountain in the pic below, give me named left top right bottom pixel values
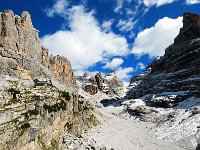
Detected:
left=76, top=70, right=124, bottom=97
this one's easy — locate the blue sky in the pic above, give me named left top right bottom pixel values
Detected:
left=0, top=0, right=200, bottom=84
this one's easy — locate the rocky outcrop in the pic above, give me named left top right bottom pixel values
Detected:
left=174, top=12, right=200, bottom=44
left=76, top=71, right=124, bottom=96
left=0, top=78, right=96, bottom=150
left=103, top=70, right=124, bottom=96
left=83, top=84, right=99, bottom=95
left=127, top=12, right=200, bottom=108
left=0, top=10, right=74, bottom=83
left=0, top=10, right=98, bottom=150
left=49, top=55, right=74, bottom=83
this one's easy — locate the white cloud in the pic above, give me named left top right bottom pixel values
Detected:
left=129, top=32, right=135, bottom=38
left=114, top=0, right=124, bottom=13
left=115, top=67, right=134, bottom=81
left=117, top=19, right=137, bottom=32
left=46, top=0, right=68, bottom=17
left=132, top=16, right=182, bottom=57
left=143, top=0, right=177, bottom=7
left=125, top=8, right=134, bottom=15
left=103, top=58, right=124, bottom=69
left=114, top=0, right=132, bottom=13
left=42, top=5, right=129, bottom=75
left=102, top=20, right=113, bottom=32
left=137, top=62, right=145, bottom=69
left=186, top=0, right=200, bottom=4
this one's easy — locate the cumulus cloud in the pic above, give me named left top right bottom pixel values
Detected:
left=114, top=0, right=133, bottom=13
left=103, top=58, right=124, bottom=69
left=114, top=0, right=124, bottom=13
left=137, top=62, right=145, bottom=70
left=102, top=20, right=113, bottom=32
left=46, top=0, right=68, bottom=17
left=186, top=0, right=200, bottom=4
left=143, top=0, right=177, bottom=7
left=132, top=16, right=182, bottom=57
left=115, top=67, right=134, bottom=81
left=42, top=5, right=129, bottom=75
left=117, top=19, right=137, bottom=32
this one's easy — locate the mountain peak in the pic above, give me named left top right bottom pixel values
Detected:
left=183, top=12, right=200, bottom=28
left=106, top=70, right=116, bottom=76
left=174, top=12, right=200, bottom=44
left=0, top=10, right=74, bottom=83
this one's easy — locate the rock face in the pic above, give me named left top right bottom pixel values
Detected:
left=0, top=10, right=74, bottom=83
left=174, top=12, right=200, bottom=45
left=102, top=70, right=124, bottom=96
left=0, top=79, right=97, bottom=150
left=0, top=10, right=96, bottom=150
left=76, top=71, right=124, bottom=96
left=127, top=12, right=200, bottom=107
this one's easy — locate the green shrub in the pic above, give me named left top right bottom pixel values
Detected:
left=21, top=122, right=30, bottom=129
left=43, top=100, right=67, bottom=113
left=32, top=95, right=40, bottom=100
left=22, top=109, right=39, bottom=119
left=73, top=111, right=80, bottom=116
left=51, top=139, right=59, bottom=150
left=61, top=91, right=70, bottom=101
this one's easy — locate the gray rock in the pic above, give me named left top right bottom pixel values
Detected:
left=126, top=12, right=200, bottom=108
left=76, top=70, right=124, bottom=96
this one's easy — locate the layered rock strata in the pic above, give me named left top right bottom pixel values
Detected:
left=0, top=79, right=96, bottom=150
left=127, top=12, right=200, bottom=107
left=0, top=10, right=74, bottom=83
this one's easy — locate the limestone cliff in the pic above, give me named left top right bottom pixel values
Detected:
left=127, top=12, right=200, bottom=107
left=0, top=10, right=74, bottom=83
left=0, top=10, right=98, bottom=150
left=0, top=78, right=96, bottom=150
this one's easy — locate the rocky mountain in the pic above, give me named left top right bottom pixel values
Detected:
left=123, top=12, right=200, bottom=150
left=0, top=10, right=74, bottom=84
left=76, top=70, right=124, bottom=97
left=0, top=10, right=101, bottom=150
left=2, top=9, right=200, bottom=150
left=127, top=12, right=200, bottom=107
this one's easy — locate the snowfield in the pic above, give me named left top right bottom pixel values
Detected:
left=82, top=92, right=191, bottom=150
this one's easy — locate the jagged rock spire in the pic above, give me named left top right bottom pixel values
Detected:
left=0, top=10, right=74, bottom=83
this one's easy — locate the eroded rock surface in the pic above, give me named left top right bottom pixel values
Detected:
left=0, top=78, right=97, bottom=150
left=124, top=12, right=200, bottom=150
left=0, top=10, right=74, bottom=84
left=76, top=71, right=124, bottom=97
left=127, top=12, right=200, bottom=107
left=0, top=10, right=97, bottom=150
